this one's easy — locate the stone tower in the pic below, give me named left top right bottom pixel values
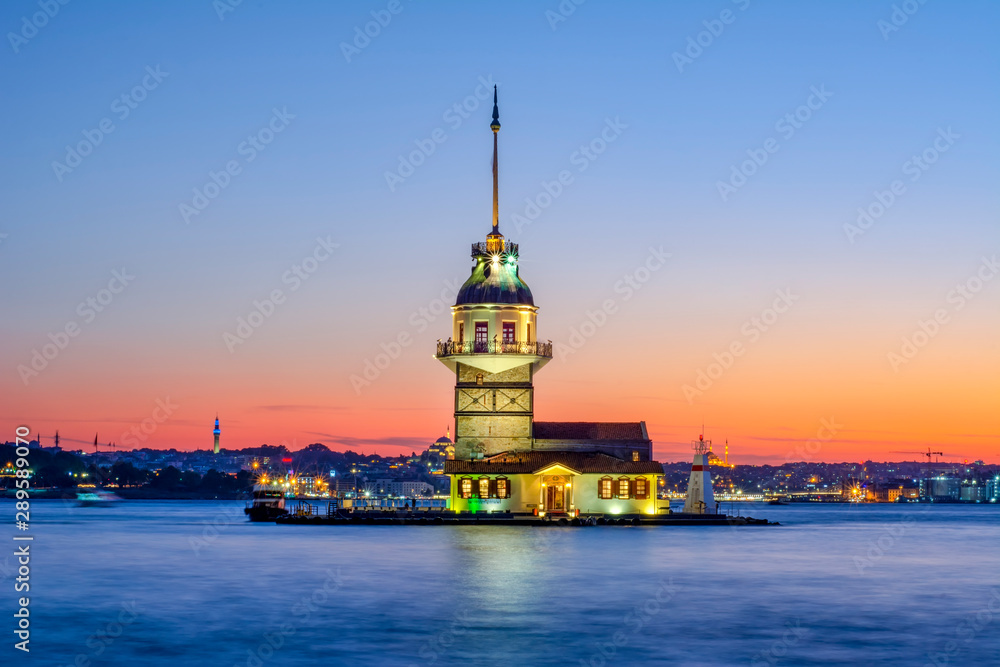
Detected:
left=213, top=415, right=221, bottom=454
left=435, top=86, right=552, bottom=460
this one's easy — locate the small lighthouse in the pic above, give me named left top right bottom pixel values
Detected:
left=213, top=416, right=221, bottom=454
left=682, top=433, right=715, bottom=514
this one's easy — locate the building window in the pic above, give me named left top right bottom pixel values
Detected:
left=618, top=477, right=631, bottom=499
left=478, top=477, right=490, bottom=499
left=632, top=450, right=640, bottom=462
left=599, top=476, right=614, bottom=499
left=502, top=321, right=516, bottom=344
left=460, top=478, right=473, bottom=499
left=635, top=478, right=648, bottom=500
left=458, top=322, right=464, bottom=343
left=475, top=322, right=489, bottom=352
left=526, top=322, right=532, bottom=343
left=496, top=477, right=510, bottom=499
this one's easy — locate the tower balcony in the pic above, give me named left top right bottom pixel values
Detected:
left=472, top=241, right=519, bottom=258
left=435, top=339, right=552, bottom=374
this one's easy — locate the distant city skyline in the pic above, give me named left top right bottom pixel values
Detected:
left=2, top=2, right=998, bottom=463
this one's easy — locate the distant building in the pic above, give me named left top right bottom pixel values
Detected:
left=988, top=475, right=1000, bottom=503
left=927, top=476, right=961, bottom=500
left=428, top=428, right=455, bottom=461
left=213, top=416, right=221, bottom=454
left=374, top=478, right=434, bottom=497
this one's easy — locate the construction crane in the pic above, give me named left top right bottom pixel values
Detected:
left=892, top=447, right=944, bottom=463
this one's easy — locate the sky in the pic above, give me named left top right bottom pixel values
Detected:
left=1, top=1, right=997, bottom=464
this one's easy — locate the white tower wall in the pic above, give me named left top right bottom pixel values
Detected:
left=683, top=437, right=715, bottom=514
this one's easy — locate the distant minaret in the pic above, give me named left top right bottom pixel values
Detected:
left=683, top=433, right=716, bottom=514
left=213, top=416, right=221, bottom=454
left=725, top=439, right=729, bottom=466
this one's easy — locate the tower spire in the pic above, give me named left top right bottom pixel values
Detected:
left=490, top=85, right=501, bottom=239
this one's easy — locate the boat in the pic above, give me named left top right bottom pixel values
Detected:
left=767, top=498, right=790, bottom=505
left=244, top=483, right=289, bottom=522
left=76, top=490, right=122, bottom=507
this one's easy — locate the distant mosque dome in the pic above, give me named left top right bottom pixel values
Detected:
left=435, top=435, right=453, bottom=444
left=455, top=253, right=534, bottom=306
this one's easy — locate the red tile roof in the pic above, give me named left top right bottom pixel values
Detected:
left=533, top=421, right=648, bottom=441
left=444, top=450, right=663, bottom=475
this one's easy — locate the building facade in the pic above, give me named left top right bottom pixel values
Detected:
left=440, top=89, right=664, bottom=517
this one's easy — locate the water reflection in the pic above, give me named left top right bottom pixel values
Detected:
left=5, top=501, right=998, bottom=666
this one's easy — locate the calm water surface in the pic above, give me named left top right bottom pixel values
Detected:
left=2, top=500, right=998, bottom=666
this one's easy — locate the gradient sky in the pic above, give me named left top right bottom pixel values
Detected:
left=2, top=1, right=998, bottom=463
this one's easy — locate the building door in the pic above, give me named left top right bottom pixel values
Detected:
left=474, top=321, right=489, bottom=352
left=546, top=484, right=564, bottom=512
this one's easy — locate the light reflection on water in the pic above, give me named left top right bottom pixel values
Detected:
left=3, top=501, right=998, bottom=666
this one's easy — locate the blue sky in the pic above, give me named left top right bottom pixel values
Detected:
left=2, top=1, right=998, bottom=460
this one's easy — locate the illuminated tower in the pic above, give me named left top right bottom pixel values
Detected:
left=213, top=416, right=221, bottom=454
left=435, top=87, right=552, bottom=460
left=683, top=433, right=716, bottom=514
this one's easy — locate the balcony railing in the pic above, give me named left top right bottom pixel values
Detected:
left=471, top=241, right=519, bottom=258
left=436, top=340, right=552, bottom=357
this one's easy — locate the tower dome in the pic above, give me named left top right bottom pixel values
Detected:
left=455, top=249, right=534, bottom=306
